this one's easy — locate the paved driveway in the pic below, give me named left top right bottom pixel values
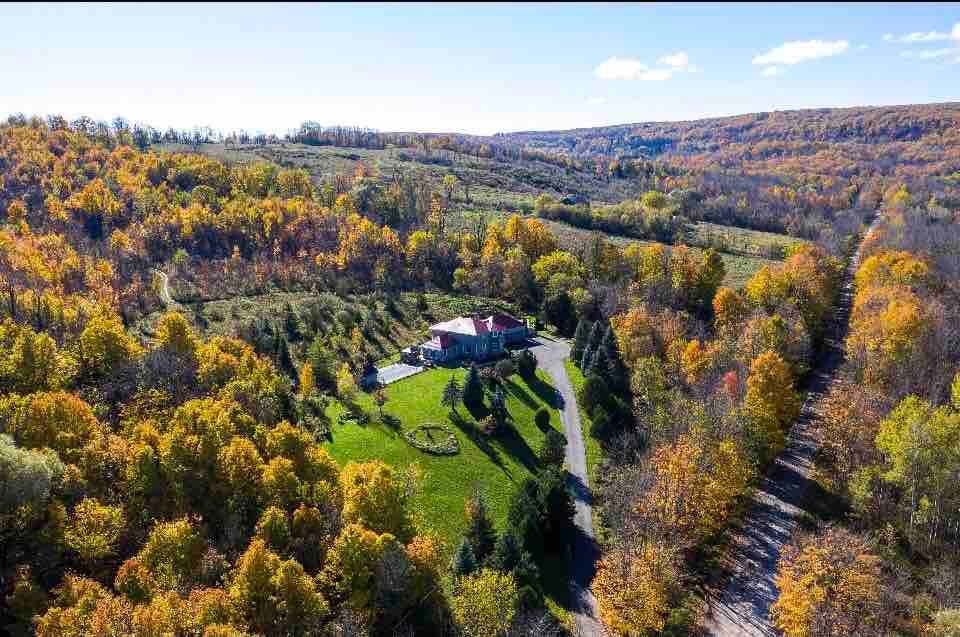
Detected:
left=375, top=363, right=425, bottom=385
left=528, top=336, right=604, bottom=636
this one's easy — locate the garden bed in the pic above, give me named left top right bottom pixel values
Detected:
left=404, top=423, right=461, bottom=455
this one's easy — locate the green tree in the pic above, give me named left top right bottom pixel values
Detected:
left=452, top=538, right=478, bottom=578
left=571, top=319, right=592, bottom=365
left=462, top=364, right=483, bottom=408
left=540, top=429, right=566, bottom=467
left=465, top=492, right=497, bottom=563
left=875, top=395, right=960, bottom=552
left=306, top=337, right=335, bottom=390
left=534, top=407, right=551, bottom=431
left=442, top=375, right=463, bottom=413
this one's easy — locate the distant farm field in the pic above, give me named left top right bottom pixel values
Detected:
left=541, top=219, right=785, bottom=289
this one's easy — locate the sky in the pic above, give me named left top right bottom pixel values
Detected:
left=2, top=2, right=959, bottom=135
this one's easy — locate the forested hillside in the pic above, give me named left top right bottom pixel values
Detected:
left=0, top=104, right=959, bottom=636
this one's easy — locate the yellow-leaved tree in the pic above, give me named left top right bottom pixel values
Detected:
left=771, top=527, right=884, bottom=637
left=451, top=568, right=519, bottom=637
left=592, top=541, right=678, bottom=635
left=744, top=350, right=800, bottom=462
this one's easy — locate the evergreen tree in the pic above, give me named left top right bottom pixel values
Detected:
left=601, top=325, right=629, bottom=393
left=282, top=302, right=301, bottom=341
left=515, top=349, right=537, bottom=379
left=465, top=493, right=497, bottom=563
left=441, top=375, right=463, bottom=413
left=276, top=335, right=295, bottom=378
left=306, top=336, right=335, bottom=390
left=587, top=343, right=609, bottom=380
left=491, top=386, right=508, bottom=425
left=580, top=344, right=594, bottom=371
left=571, top=319, right=591, bottom=367
left=507, top=479, right=545, bottom=560
left=539, top=429, right=566, bottom=467
left=452, top=538, right=477, bottom=578
left=579, top=374, right=610, bottom=415
left=491, top=528, right=523, bottom=572
left=587, top=320, right=604, bottom=351
left=462, top=364, right=484, bottom=408
left=537, top=467, right=575, bottom=551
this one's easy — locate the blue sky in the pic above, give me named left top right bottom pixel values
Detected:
left=2, top=2, right=959, bottom=135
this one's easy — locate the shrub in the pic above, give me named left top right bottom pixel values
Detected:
left=534, top=408, right=551, bottom=431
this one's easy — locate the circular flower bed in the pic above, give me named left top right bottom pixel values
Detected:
left=405, top=423, right=460, bottom=455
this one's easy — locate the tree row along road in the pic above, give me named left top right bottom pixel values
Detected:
left=530, top=336, right=605, bottom=637
left=702, top=214, right=881, bottom=636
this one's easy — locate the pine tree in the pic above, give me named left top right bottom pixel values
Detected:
left=587, top=320, right=605, bottom=351
left=462, top=364, right=483, bottom=408
left=465, top=493, right=497, bottom=563
left=452, top=538, right=478, bottom=578
left=572, top=319, right=591, bottom=367
left=492, top=528, right=522, bottom=572
left=307, top=336, right=335, bottom=389
left=442, top=375, right=463, bottom=413
left=276, top=335, right=295, bottom=377
left=588, top=343, right=609, bottom=380
left=283, top=302, right=300, bottom=341
left=491, top=386, right=508, bottom=425
left=580, top=344, right=594, bottom=371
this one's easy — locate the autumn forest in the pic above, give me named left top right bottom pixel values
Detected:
left=1, top=98, right=960, bottom=637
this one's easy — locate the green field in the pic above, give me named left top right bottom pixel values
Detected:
left=542, top=218, right=783, bottom=289
left=323, top=366, right=563, bottom=548
left=685, top=221, right=807, bottom=259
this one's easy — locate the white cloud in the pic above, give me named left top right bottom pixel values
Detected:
left=753, top=39, right=850, bottom=66
left=594, top=57, right=648, bottom=80
left=638, top=68, right=674, bottom=81
left=658, top=52, right=689, bottom=68
left=587, top=96, right=607, bottom=106
left=896, top=30, right=951, bottom=43
left=594, top=53, right=697, bottom=81
left=901, top=47, right=960, bottom=60
left=884, top=23, right=960, bottom=44
left=761, top=66, right=783, bottom=77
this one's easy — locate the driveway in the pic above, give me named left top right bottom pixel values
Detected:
left=528, top=336, right=604, bottom=636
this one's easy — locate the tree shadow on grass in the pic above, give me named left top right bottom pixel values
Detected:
left=503, top=378, right=538, bottom=409
left=381, top=413, right=402, bottom=432
left=464, top=399, right=491, bottom=422
left=525, top=374, right=562, bottom=408
left=495, top=423, right=539, bottom=474
left=448, top=411, right=509, bottom=477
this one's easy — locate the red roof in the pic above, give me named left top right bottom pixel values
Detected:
left=490, top=313, right=524, bottom=330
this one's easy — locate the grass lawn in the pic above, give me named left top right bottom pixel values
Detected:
left=323, top=364, right=575, bottom=620
left=563, top=359, right=603, bottom=482
left=323, top=366, right=564, bottom=548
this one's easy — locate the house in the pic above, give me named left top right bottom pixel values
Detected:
left=419, top=313, right=531, bottom=363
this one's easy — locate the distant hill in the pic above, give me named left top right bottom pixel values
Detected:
left=491, top=102, right=960, bottom=158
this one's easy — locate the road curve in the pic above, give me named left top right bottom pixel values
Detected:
left=530, top=336, right=605, bottom=637
left=702, top=215, right=880, bottom=636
